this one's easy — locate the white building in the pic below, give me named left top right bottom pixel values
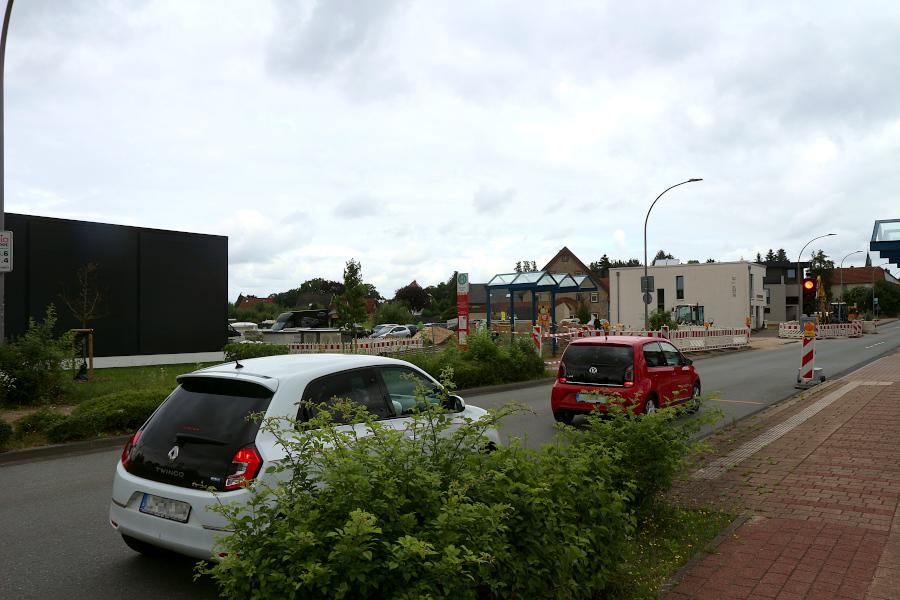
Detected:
left=609, top=261, right=767, bottom=330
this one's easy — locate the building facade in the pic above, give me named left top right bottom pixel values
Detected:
left=541, top=246, right=609, bottom=321
left=609, top=261, right=767, bottom=330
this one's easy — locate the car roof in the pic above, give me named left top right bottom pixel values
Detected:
left=189, top=353, right=418, bottom=385
left=568, top=336, right=659, bottom=347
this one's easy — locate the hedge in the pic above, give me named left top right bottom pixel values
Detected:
left=45, top=389, right=170, bottom=443
left=223, top=342, right=291, bottom=362
left=0, top=419, right=11, bottom=449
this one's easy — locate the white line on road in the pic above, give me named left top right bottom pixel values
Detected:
left=692, top=381, right=892, bottom=480
left=708, top=398, right=765, bottom=405
left=865, top=341, right=885, bottom=349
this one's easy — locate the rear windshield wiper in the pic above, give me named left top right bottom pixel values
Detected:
left=174, top=433, right=228, bottom=446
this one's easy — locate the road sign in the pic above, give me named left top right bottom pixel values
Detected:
left=456, top=272, right=469, bottom=294
left=643, top=292, right=652, bottom=305
left=640, top=276, right=654, bottom=293
left=801, top=316, right=816, bottom=339
left=0, top=231, right=12, bottom=273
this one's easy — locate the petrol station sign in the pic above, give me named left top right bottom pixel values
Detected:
left=457, top=272, right=470, bottom=347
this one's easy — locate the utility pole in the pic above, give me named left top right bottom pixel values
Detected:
left=0, top=0, right=14, bottom=344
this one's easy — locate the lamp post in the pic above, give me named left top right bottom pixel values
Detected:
left=0, top=0, right=14, bottom=344
left=838, top=250, right=863, bottom=322
left=796, top=233, right=835, bottom=318
left=643, top=178, right=702, bottom=329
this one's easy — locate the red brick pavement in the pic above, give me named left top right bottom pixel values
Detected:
left=666, top=351, right=900, bottom=599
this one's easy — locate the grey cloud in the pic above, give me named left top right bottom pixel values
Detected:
left=472, top=186, right=515, bottom=214
left=333, top=195, right=381, bottom=219
left=266, top=0, right=410, bottom=98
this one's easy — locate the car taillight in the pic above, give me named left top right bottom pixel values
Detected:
left=623, top=366, right=634, bottom=388
left=557, top=362, right=566, bottom=383
left=121, top=430, right=142, bottom=471
left=225, top=445, right=263, bottom=490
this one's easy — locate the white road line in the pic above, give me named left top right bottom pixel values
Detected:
left=708, top=398, right=765, bottom=405
left=692, top=381, right=893, bottom=481
left=865, top=341, right=885, bottom=349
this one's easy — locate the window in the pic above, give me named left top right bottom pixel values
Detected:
left=643, top=342, right=665, bottom=368
left=301, top=368, right=390, bottom=421
left=676, top=276, right=684, bottom=300
left=786, top=268, right=796, bottom=282
left=562, top=255, right=569, bottom=262
left=657, top=288, right=665, bottom=312
left=786, top=296, right=799, bottom=305
left=379, top=367, right=444, bottom=415
left=590, top=292, right=599, bottom=303
left=658, top=341, right=682, bottom=366
left=561, top=344, right=633, bottom=385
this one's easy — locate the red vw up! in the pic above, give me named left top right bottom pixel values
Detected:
left=550, top=336, right=701, bottom=424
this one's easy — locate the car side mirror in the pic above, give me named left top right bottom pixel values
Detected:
left=444, top=394, right=466, bottom=411
left=681, top=358, right=693, bottom=366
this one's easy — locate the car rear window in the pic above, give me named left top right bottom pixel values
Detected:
left=128, top=378, right=274, bottom=490
left=562, top=344, right=633, bottom=385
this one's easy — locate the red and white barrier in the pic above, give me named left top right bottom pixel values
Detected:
left=532, top=325, right=542, bottom=355
left=544, top=325, right=749, bottom=353
left=286, top=338, right=424, bottom=356
left=780, top=321, right=866, bottom=339
left=798, top=334, right=816, bottom=384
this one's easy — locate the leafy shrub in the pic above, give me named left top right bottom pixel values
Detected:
left=200, top=374, right=708, bottom=599
left=14, top=409, right=68, bottom=438
left=45, top=389, right=168, bottom=443
left=574, top=403, right=710, bottom=515
left=404, top=331, right=546, bottom=389
left=0, top=419, right=12, bottom=449
left=0, top=305, right=75, bottom=406
left=223, top=342, right=291, bottom=362
left=649, top=309, right=678, bottom=331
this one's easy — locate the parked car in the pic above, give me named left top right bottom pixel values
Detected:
left=109, top=354, right=500, bottom=560
left=404, top=324, right=418, bottom=336
left=375, top=325, right=412, bottom=339
left=550, top=336, right=700, bottom=424
left=370, top=323, right=399, bottom=338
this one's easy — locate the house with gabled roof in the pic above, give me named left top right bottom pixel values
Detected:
left=541, top=246, right=609, bottom=321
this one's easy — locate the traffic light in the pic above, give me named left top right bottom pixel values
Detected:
left=801, top=277, right=816, bottom=315
left=802, top=277, right=816, bottom=299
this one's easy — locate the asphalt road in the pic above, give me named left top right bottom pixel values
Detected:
left=2, top=321, right=898, bottom=600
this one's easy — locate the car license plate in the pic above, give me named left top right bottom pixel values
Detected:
left=139, top=493, right=191, bottom=523
left=576, top=392, right=609, bottom=404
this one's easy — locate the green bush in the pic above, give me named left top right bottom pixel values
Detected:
left=0, top=419, right=12, bottom=449
left=0, top=305, right=75, bottom=406
left=45, top=389, right=169, bottom=443
left=223, top=342, right=291, bottom=362
left=404, top=331, right=546, bottom=389
left=14, top=409, right=68, bottom=438
left=649, top=309, right=678, bottom=331
left=202, top=388, right=647, bottom=599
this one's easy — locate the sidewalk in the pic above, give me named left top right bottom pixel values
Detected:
left=666, top=350, right=900, bottom=599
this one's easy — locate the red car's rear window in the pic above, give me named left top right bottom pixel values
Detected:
left=562, top=344, right=633, bottom=385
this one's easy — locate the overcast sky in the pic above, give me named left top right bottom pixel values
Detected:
left=6, top=1, right=900, bottom=299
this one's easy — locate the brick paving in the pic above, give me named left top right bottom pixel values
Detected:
left=667, top=350, right=900, bottom=599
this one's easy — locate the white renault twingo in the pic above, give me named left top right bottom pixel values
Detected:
left=109, top=353, right=499, bottom=560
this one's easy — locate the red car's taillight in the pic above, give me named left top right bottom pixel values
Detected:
left=225, top=445, right=263, bottom=490
left=623, top=366, right=634, bottom=387
left=557, top=362, right=566, bottom=383
left=120, top=429, right=142, bottom=471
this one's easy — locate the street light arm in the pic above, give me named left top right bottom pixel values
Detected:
left=642, top=178, right=702, bottom=329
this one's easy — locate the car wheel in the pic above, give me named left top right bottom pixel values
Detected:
left=688, top=383, right=701, bottom=413
left=553, top=410, right=574, bottom=425
left=121, top=534, right=170, bottom=558
left=643, top=396, right=657, bottom=415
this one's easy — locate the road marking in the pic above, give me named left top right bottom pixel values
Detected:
left=865, top=341, right=885, bottom=349
left=707, top=398, right=765, bottom=405
left=692, top=381, right=892, bottom=481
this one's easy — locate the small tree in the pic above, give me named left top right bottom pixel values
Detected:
left=335, top=259, right=367, bottom=338
left=649, top=309, right=677, bottom=331
left=373, top=302, right=414, bottom=326
left=59, top=262, right=106, bottom=328
left=577, top=299, right=591, bottom=324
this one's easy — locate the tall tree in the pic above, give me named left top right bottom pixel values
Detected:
left=394, top=280, right=431, bottom=311
left=335, top=259, right=367, bottom=337
left=589, top=254, right=612, bottom=278
left=775, top=248, right=788, bottom=262
left=764, top=249, right=776, bottom=263
left=755, top=252, right=762, bottom=263
left=652, top=250, right=675, bottom=265
left=705, top=258, right=716, bottom=263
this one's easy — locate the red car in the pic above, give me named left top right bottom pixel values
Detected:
left=550, top=336, right=701, bottom=424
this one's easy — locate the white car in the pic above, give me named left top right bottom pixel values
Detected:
left=109, top=354, right=499, bottom=560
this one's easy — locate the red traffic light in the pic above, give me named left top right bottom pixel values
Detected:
left=802, top=278, right=816, bottom=296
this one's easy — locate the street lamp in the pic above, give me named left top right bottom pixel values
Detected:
left=838, top=250, right=864, bottom=322
left=795, top=233, right=835, bottom=319
left=643, top=178, right=702, bottom=330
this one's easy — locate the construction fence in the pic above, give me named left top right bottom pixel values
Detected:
left=286, top=338, right=425, bottom=356
left=532, top=324, right=751, bottom=356
left=778, top=321, right=864, bottom=339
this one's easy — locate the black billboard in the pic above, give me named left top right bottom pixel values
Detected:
left=4, top=214, right=227, bottom=357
